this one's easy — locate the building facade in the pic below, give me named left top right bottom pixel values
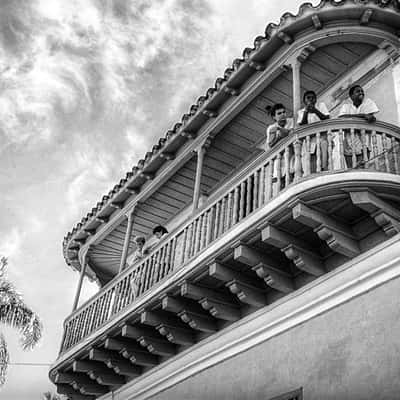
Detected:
left=50, top=1, right=400, bottom=399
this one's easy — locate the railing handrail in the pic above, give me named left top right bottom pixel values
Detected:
left=63, top=118, right=400, bottom=328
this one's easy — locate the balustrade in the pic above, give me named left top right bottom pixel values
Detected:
left=60, top=119, right=400, bottom=355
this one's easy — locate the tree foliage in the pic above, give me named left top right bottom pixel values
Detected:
left=0, top=256, right=43, bottom=387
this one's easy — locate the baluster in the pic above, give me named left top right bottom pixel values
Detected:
left=327, top=130, right=333, bottom=171
left=382, top=133, right=390, bottom=172
left=239, top=181, right=246, bottom=221
left=293, top=140, right=302, bottom=181
left=392, top=137, right=400, bottom=174
left=258, top=167, right=265, bottom=206
left=274, top=154, right=281, bottom=197
left=361, top=129, right=368, bottom=168
left=217, top=200, right=223, bottom=236
left=143, top=258, right=152, bottom=292
left=244, top=177, right=251, bottom=217
left=153, top=248, right=162, bottom=284
left=194, top=217, right=201, bottom=254
left=371, top=130, right=379, bottom=170
left=212, top=202, right=218, bottom=239
left=205, top=209, right=213, bottom=245
left=302, top=136, right=310, bottom=177
left=186, top=223, right=194, bottom=260
left=232, top=186, right=240, bottom=224
left=265, top=162, right=273, bottom=200
left=253, top=170, right=259, bottom=211
left=316, top=132, right=321, bottom=173
left=199, top=214, right=206, bottom=250
left=338, top=129, right=345, bottom=169
left=350, top=128, right=357, bottom=168
left=170, top=236, right=178, bottom=272
left=181, top=227, right=188, bottom=264
left=226, top=191, right=233, bottom=229
left=283, top=146, right=290, bottom=187
left=165, top=240, right=173, bottom=274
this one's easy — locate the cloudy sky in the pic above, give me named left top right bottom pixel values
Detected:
left=0, top=0, right=319, bottom=398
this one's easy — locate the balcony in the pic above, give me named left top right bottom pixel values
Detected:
left=51, top=119, right=400, bottom=397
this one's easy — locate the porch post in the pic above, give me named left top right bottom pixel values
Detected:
left=72, top=247, right=90, bottom=312
left=119, top=206, right=136, bottom=274
left=291, top=57, right=301, bottom=127
left=192, top=138, right=211, bottom=212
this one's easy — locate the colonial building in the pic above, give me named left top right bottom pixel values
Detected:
left=50, top=1, right=400, bottom=399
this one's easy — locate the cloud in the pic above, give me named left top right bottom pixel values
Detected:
left=0, top=227, right=23, bottom=259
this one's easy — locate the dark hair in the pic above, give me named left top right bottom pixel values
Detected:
left=135, top=236, right=146, bottom=245
left=303, top=90, right=316, bottom=101
left=153, top=225, right=168, bottom=235
left=270, top=103, right=286, bottom=117
left=349, top=85, right=362, bottom=97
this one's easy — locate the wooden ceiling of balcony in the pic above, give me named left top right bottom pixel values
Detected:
left=90, top=41, right=376, bottom=282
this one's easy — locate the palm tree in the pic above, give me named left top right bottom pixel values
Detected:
left=0, top=256, right=43, bottom=387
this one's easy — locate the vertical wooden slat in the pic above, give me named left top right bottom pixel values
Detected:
left=246, top=176, right=252, bottom=217
left=294, top=141, right=302, bottom=181
left=266, top=162, right=273, bottom=200
left=372, top=130, right=379, bottom=170
left=259, top=167, right=265, bottom=206
left=338, top=129, right=345, bottom=169
left=205, top=209, right=213, bottom=245
left=382, top=133, right=390, bottom=172
left=316, top=132, right=321, bottom=173
left=181, top=227, right=188, bottom=264
left=275, top=154, right=281, bottom=196
left=284, top=147, right=290, bottom=187
left=239, top=181, right=246, bottom=221
left=253, top=170, right=259, bottom=211
left=361, top=129, right=368, bottom=167
left=392, top=137, right=400, bottom=174
left=219, top=198, right=226, bottom=235
left=232, top=186, right=240, bottom=224
left=327, top=130, right=333, bottom=171
left=350, top=128, right=357, bottom=168
left=226, top=191, right=233, bottom=230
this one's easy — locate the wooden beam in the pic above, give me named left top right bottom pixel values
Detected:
left=57, top=384, right=95, bottom=400
left=104, top=338, right=159, bottom=367
left=349, top=191, right=400, bottom=236
left=138, top=337, right=176, bottom=356
left=180, top=281, right=233, bottom=305
left=180, top=311, right=218, bottom=333
left=54, top=372, right=92, bottom=385
left=158, top=325, right=195, bottom=345
left=292, top=203, right=360, bottom=257
left=105, top=359, right=141, bottom=377
left=141, top=310, right=188, bottom=330
left=252, top=263, right=294, bottom=293
left=72, top=383, right=108, bottom=396
left=262, top=226, right=324, bottom=277
left=87, top=371, right=125, bottom=386
left=284, top=245, right=325, bottom=277
left=199, top=299, right=240, bottom=321
left=233, top=244, right=280, bottom=269
left=208, top=262, right=266, bottom=307
left=73, top=360, right=109, bottom=374
left=226, top=281, right=266, bottom=307
left=121, top=324, right=159, bottom=340
left=162, top=295, right=217, bottom=332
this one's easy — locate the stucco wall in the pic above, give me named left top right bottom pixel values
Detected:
left=149, top=275, right=400, bottom=400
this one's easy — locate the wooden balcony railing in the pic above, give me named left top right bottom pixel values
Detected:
left=59, top=119, right=400, bottom=355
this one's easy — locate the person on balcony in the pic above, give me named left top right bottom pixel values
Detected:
left=297, top=90, right=330, bottom=172
left=265, top=103, right=294, bottom=192
left=153, top=225, right=168, bottom=241
left=338, top=85, right=379, bottom=167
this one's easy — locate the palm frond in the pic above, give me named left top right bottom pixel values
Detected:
left=0, top=302, right=43, bottom=350
left=0, top=333, right=9, bottom=387
left=0, top=258, right=7, bottom=281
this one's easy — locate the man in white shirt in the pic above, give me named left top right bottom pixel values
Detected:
left=297, top=90, right=330, bottom=172
left=338, top=85, right=379, bottom=167
left=265, top=103, right=294, bottom=191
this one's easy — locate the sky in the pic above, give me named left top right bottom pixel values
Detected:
left=0, top=1, right=320, bottom=398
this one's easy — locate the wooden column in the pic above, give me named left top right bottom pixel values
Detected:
left=119, top=206, right=136, bottom=274
left=192, top=138, right=211, bottom=212
left=291, top=57, right=301, bottom=127
left=72, top=247, right=90, bottom=312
